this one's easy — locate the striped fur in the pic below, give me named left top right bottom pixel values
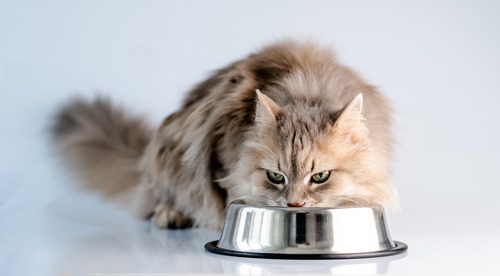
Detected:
left=52, top=41, right=397, bottom=229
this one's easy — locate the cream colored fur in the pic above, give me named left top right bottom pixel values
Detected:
left=52, top=41, right=397, bottom=230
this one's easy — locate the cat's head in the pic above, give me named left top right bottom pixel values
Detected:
left=226, top=90, right=396, bottom=208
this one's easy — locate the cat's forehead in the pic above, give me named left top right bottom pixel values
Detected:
left=272, top=106, right=336, bottom=177
left=275, top=104, right=335, bottom=139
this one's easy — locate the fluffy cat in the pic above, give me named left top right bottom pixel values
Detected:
left=51, top=41, right=397, bottom=230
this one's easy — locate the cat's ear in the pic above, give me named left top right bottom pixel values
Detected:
left=333, top=93, right=368, bottom=144
left=255, top=89, right=280, bottom=125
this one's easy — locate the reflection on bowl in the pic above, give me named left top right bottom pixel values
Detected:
left=205, top=204, right=407, bottom=259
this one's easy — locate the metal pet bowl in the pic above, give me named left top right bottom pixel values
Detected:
left=205, top=204, right=407, bottom=259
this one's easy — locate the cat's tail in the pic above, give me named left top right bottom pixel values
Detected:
left=50, top=97, right=152, bottom=208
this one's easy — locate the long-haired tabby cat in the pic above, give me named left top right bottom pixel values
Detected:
left=52, top=41, right=397, bottom=230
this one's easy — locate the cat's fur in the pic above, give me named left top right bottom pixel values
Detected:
left=52, top=41, right=397, bottom=230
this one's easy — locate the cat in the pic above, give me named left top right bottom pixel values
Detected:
left=51, top=40, right=397, bottom=230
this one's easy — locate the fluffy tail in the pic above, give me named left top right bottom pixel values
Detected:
left=51, top=97, right=152, bottom=206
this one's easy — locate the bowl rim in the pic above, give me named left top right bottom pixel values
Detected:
left=205, top=240, right=408, bottom=259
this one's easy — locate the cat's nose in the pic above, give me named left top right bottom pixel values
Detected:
left=287, top=202, right=305, bottom=207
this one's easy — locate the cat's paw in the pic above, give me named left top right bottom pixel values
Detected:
left=153, top=204, right=193, bottom=229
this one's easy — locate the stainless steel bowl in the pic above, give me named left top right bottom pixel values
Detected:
left=205, top=204, right=407, bottom=259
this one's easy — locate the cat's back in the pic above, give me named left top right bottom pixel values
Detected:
left=171, top=40, right=389, bottom=138
left=179, top=40, right=385, bottom=113
left=157, top=41, right=390, bottom=164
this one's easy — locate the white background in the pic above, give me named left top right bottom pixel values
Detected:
left=1, top=1, right=500, bottom=275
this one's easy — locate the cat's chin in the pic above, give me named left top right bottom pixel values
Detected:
left=227, top=196, right=282, bottom=207
left=228, top=196, right=380, bottom=209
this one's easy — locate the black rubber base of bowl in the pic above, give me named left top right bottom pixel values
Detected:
left=205, top=240, right=408, bottom=260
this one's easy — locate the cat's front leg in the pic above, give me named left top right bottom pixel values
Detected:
left=153, top=203, right=193, bottom=229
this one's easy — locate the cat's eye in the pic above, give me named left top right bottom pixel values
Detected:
left=266, top=170, right=286, bottom=185
left=311, top=171, right=331, bottom=184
